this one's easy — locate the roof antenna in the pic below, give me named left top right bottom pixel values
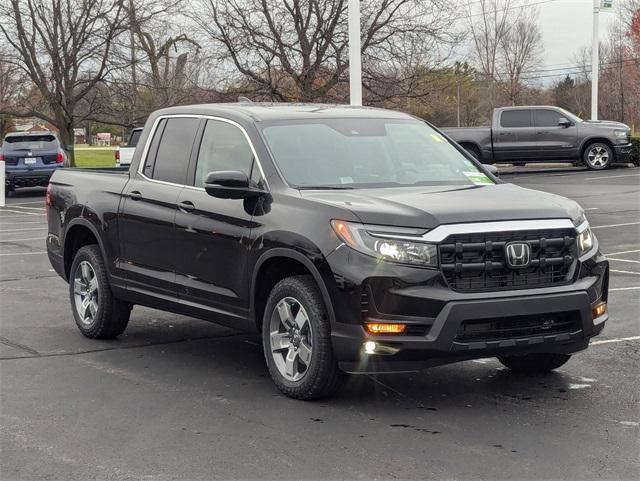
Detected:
left=238, top=96, right=253, bottom=103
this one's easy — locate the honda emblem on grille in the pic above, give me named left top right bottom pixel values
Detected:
left=505, top=242, right=531, bottom=268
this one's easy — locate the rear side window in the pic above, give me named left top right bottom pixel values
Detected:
left=148, top=118, right=200, bottom=184
left=193, top=120, right=256, bottom=187
left=534, top=109, right=563, bottom=127
left=127, top=129, right=142, bottom=147
left=3, top=135, right=57, bottom=151
left=500, top=110, right=532, bottom=128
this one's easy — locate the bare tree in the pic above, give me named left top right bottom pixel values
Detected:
left=0, top=0, right=127, bottom=164
left=497, top=13, right=543, bottom=104
left=192, top=0, right=458, bottom=103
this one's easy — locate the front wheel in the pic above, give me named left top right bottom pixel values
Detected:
left=69, top=245, right=132, bottom=339
left=498, top=353, right=571, bottom=373
left=583, top=142, right=613, bottom=170
left=262, top=275, right=345, bottom=400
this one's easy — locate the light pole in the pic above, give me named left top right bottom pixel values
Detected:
left=348, top=0, right=362, bottom=106
left=591, top=0, right=600, bottom=120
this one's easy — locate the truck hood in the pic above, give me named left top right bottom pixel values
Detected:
left=300, top=183, right=582, bottom=229
left=581, top=120, right=629, bottom=130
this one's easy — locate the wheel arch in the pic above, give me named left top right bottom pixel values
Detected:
left=580, top=137, right=616, bottom=161
left=63, top=219, right=108, bottom=280
left=251, top=248, right=337, bottom=332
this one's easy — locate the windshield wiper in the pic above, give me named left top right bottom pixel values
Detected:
left=298, top=185, right=354, bottom=190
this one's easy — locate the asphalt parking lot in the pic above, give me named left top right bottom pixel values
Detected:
left=1, top=166, right=639, bottom=481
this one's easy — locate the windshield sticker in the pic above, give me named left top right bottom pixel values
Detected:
left=340, top=176, right=354, bottom=184
left=463, top=171, right=493, bottom=185
left=430, top=133, right=446, bottom=143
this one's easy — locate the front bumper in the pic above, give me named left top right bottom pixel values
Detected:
left=614, top=142, right=633, bottom=161
left=326, top=245, right=609, bottom=373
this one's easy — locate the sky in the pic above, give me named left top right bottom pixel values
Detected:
left=536, top=0, right=622, bottom=81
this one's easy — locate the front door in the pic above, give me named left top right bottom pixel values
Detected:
left=119, top=116, right=201, bottom=301
left=174, top=118, right=266, bottom=324
left=533, top=109, right=579, bottom=160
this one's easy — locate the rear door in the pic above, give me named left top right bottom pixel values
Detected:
left=533, top=108, right=578, bottom=160
left=173, top=118, right=265, bottom=322
left=493, top=109, right=538, bottom=161
left=118, top=116, right=201, bottom=301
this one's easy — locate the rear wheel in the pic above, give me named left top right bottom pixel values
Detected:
left=69, top=245, right=132, bottom=339
left=463, top=146, right=481, bottom=161
left=498, top=353, right=571, bottom=373
left=583, top=142, right=613, bottom=170
left=262, top=275, right=345, bottom=400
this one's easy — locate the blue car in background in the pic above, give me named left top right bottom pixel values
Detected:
left=1, top=131, right=66, bottom=195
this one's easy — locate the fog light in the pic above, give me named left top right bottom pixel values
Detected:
left=364, top=341, right=377, bottom=354
left=365, top=322, right=407, bottom=334
left=592, top=302, right=607, bottom=319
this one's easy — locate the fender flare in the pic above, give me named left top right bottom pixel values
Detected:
left=62, top=217, right=109, bottom=280
left=250, top=247, right=337, bottom=326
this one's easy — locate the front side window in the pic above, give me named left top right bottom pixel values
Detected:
left=260, top=119, right=493, bottom=189
left=148, top=117, right=200, bottom=184
left=194, top=120, right=256, bottom=187
left=500, top=110, right=532, bottom=128
left=534, top=109, right=564, bottom=127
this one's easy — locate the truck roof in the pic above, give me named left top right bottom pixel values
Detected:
left=151, top=102, right=415, bottom=122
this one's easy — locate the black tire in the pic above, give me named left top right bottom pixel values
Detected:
left=69, top=245, right=132, bottom=339
left=262, top=275, right=345, bottom=400
left=583, top=142, right=613, bottom=170
left=463, top=146, right=481, bottom=161
left=5, top=185, right=14, bottom=197
left=498, top=353, right=571, bottom=374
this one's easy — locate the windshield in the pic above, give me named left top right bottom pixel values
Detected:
left=558, top=108, right=583, bottom=123
left=260, top=119, right=493, bottom=189
left=3, top=134, right=57, bottom=151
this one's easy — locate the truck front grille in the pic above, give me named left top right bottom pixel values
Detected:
left=439, top=229, right=576, bottom=292
left=455, top=312, right=580, bottom=342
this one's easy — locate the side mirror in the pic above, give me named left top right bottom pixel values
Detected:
left=558, top=117, right=572, bottom=128
left=204, top=170, right=266, bottom=199
left=485, top=164, right=499, bottom=177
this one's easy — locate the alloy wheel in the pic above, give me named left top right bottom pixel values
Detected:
left=587, top=146, right=609, bottom=168
left=269, top=297, right=313, bottom=382
left=73, top=260, right=99, bottom=325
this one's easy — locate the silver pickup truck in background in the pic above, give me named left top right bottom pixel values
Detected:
left=442, top=106, right=632, bottom=170
left=115, top=127, right=143, bottom=167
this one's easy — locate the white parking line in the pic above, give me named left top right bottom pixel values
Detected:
left=0, top=251, right=46, bottom=256
left=0, top=237, right=44, bottom=242
left=0, top=210, right=40, bottom=216
left=590, top=336, right=640, bottom=346
left=6, top=205, right=45, bottom=211
left=606, top=249, right=640, bottom=256
left=0, top=227, right=48, bottom=233
left=584, top=173, right=640, bottom=181
left=609, top=286, right=640, bottom=291
left=592, top=222, right=640, bottom=229
left=611, top=269, right=640, bottom=276
left=608, top=258, right=640, bottom=264
left=9, top=201, right=45, bottom=206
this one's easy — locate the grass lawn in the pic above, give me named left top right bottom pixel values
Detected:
left=73, top=148, right=116, bottom=168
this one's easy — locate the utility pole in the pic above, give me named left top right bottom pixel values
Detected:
left=348, top=0, right=362, bottom=106
left=456, top=80, right=461, bottom=127
left=591, top=0, right=600, bottom=120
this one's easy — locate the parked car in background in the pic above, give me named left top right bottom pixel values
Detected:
left=1, top=131, right=65, bottom=194
left=442, top=106, right=632, bottom=170
left=46, top=103, right=608, bottom=399
left=115, top=127, right=143, bottom=167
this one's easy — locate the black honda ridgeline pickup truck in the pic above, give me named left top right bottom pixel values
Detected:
left=47, top=103, right=609, bottom=399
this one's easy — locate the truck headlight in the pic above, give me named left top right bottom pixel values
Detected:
left=613, top=129, right=628, bottom=139
left=576, top=221, right=595, bottom=257
left=331, top=220, right=438, bottom=267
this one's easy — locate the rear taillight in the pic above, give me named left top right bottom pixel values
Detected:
left=0, top=153, right=4, bottom=161
left=56, top=151, right=64, bottom=163
left=115, top=149, right=120, bottom=162
left=46, top=183, right=52, bottom=207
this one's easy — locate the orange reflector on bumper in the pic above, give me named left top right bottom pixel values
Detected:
left=592, top=302, right=607, bottom=319
left=365, top=323, right=406, bottom=334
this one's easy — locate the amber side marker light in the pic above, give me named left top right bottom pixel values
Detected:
left=365, top=323, right=407, bottom=335
left=592, top=302, right=607, bottom=319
